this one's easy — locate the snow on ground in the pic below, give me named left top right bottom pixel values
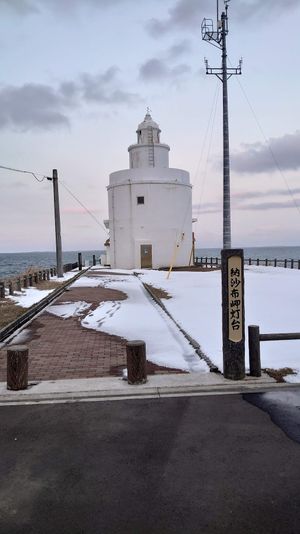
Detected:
left=47, top=301, right=91, bottom=319
left=8, top=287, right=54, bottom=308
left=7, top=271, right=81, bottom=308
left=78, top=273, right=208, bottom=373
left=52, top=271, right=81, bottom=283
left=141, top=266, right=300, bottom=379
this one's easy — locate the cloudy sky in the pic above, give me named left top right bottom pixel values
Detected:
left=0, top=0, right=300, bottom=252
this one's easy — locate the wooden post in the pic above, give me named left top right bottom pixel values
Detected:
left=8, top=281, right=14, bottom=295
left=53, top=267, right=57, bottom=276
left=0, top=281, right=5, bottom=299
left=28, top=274, right=33, bottom=286
left=126, top=341, right=147, bottom=385
left=7, top=345, right=29, bottom=390
left=291, top=259, right=294, bottom=269
left=93, top=254, right=96, bottom=266
left=249, top=258, right=251, bottom=266
left=34, top=272, right=38, bottom=285
left=46, top=269, right=50, bottom=280
left=265, top=258, right=268, bottom=266
left=256, top=258, right=259, bottom=266
left=50, top=268, right=53, bottom=277
left=16, top=278, right=21, bottom=291
left=221, top=249, right=245, bottom=380
left=78, top=253, right=82, bottom=271
left=248, top=325, right=261, bottom=377
left=284, top=259, right=287, bottom=268
left=274, top=258, right=277, bottom=267
left=23, top=276, right=28, bottom=289
left=298, top=260, right=300, bottom=270
left=52, top=169, right=63, bottom=278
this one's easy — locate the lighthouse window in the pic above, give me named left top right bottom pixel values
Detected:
left=137, top=196, right=144, bottom=205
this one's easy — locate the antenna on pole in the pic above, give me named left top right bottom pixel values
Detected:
left=201, top=1, right=245, bottom=381
left=201, top=0, right=241, bottom=248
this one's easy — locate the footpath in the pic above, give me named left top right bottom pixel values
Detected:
left=0, top=266, right=292, bottom=405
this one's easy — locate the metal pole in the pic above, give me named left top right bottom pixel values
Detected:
left=52, top=169, right=63, bottom=278
left=222, top=12, right=231, bottom=249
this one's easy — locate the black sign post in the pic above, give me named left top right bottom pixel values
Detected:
left=221, top=248, right=245, bottom=380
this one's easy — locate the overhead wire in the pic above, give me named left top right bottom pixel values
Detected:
left=168, top=81, right=220, bottom=273
left=229, top=58, right=300, bottom=217
left=0, top=162, right=109, bottom=234
left=60, top=180, right=109, bottom=235
left=0, top=164, right=49, bottom=182
left=194, top=82, right=220, bottom=224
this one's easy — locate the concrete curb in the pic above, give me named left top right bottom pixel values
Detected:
left=0, top=373, right=298, bottom=406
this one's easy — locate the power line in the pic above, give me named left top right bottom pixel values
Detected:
left=60, top=180, right=109, bottom=234
left=0, top=164, right=50, bottom=182
left=229, top=60, right=300, bottom=217
left=0, top=162, right=109, bottom=233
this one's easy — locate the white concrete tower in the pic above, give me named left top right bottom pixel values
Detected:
left=106, top=111, right=193, bottom=269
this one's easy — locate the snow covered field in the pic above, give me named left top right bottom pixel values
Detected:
left=7, top=266, right=300, bottom=381
left=141, top=266, right=300, bottom=380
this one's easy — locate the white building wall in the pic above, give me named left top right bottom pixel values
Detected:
left=106, top=112, right=193, bottom=270
left=108, top=172, right=192, bottom=269
left=128, top=144, right=169, bottom=169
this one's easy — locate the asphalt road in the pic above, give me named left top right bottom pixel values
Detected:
left=0, top=390, right=300, bottom=534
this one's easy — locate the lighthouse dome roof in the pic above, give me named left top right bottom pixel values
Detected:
left=137, top=111, right=160, bottom=131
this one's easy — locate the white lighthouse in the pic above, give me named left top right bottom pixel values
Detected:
left=106, top=112, right=193, bottom=269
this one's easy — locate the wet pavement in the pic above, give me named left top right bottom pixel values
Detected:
left=244, top=388, right=300, bottom=444
left=0, top=390, right=300, bottom=533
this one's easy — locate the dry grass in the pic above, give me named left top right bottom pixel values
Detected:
left=0, top=300, right=26, bottom=329
left=159, top=265, right=221, bottom=272
left=265, top=367, right=296, bottom=383
left=4, top=265, right=46, bottom=283
left=34, top=280, right=61, bottom=290
left=144, top=283, right=172, bottom=300
left=0, top=277, right=61, bottom=330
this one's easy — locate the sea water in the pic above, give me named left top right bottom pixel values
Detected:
left=0, top=246, right=299, bottom=279
left=0, top=250, right=104, bottom=279
left=195, top=246, right=300, bottom=261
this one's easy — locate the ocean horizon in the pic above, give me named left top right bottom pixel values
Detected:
left=0, top=245, right=300, bottom=279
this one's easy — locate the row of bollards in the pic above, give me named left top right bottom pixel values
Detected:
left=0, top=268, right=56, bottom=299
left=5, top=340, right=147, bottom=391
left=1, top=254, right=99, bottom=299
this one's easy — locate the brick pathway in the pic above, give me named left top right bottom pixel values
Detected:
left=0, top=274, right=182, bottom=381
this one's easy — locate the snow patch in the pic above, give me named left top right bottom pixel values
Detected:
left=47, top=301, right=92, bottom=319
left=80, top=275, right=208, bottom=373
left=8, top=287, right=54, bottom=308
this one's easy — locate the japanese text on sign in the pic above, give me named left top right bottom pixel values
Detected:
left=228, top=256, right=243, bottom=342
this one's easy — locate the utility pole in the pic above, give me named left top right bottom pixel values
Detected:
left=202, top=1, right=245, bottom=380
left=52, top=169, right=63, bottom=277
left=202, top=0, right=242, bottom=249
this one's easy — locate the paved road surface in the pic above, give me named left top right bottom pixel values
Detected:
left=1, top=390, right=300, bottom=533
